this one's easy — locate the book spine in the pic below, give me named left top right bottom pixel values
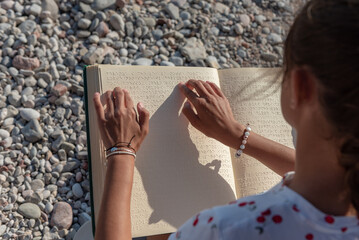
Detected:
left=83, top=65, right=97, bottom=236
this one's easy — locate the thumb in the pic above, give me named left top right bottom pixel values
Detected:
left=137, top=102, right=150, bottom=135
left=182, top=101, right=201, bottom=130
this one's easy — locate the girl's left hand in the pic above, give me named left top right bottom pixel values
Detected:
left=93, top=87, right=150, bottom=152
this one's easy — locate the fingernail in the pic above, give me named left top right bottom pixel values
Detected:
left=123, top=89, right=128, bottom=93
left=139, top=102, right=144, bottom=109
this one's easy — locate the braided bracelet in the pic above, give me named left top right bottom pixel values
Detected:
left=235, top=124, right=251, bottom=158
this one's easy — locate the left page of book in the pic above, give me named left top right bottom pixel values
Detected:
left=86, top=65, right=237, bottom=238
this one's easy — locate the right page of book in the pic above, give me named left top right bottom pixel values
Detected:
left=218, top=68, right=294, bottom=198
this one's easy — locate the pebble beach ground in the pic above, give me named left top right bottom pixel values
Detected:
left=0, top=0, right=303, bottom=239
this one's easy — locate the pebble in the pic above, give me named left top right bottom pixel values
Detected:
left=92, top=0, right=115, bottom=10
left=20, top=108, right=40, bottom=121
left=72, top=183, right=84, bottom=198
left=110, top=14, right=125, bottom=31
left=165, top=3, right=180, bottom=20
left=181, top=38, right=207, bottom=61
left=261, top=53, right=278, bottom=62
left=31, top=179, right=44, bottom=191
left=267, top=33, right=282, bottom=44
left=18, top=203, right=41, bottom=219
left=78, top=19, right=91, bottom=29
left=50, top=202, right=73, bottom=230
left=133, top=58, right=153, bottom=66
left=12, top=55, right=40, bottom=70
left=21, top=119, right=44, bottom=143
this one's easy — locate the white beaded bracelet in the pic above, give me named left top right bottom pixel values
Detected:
left=235, top=124, right=251, bottom=158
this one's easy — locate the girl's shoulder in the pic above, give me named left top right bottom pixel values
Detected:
left=169, top=172, right=359, bottom=240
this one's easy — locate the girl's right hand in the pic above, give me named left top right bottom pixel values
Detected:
left=179, top=80, right=244, bottom=149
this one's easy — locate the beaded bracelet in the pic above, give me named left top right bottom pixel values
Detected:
left=235, top=124, right=251, bottom=158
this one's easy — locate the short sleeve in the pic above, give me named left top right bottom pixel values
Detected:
left=168, top=208, right=220, bottom=240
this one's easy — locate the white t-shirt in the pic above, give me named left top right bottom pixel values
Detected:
left=168, top=172, right=359, bottom=240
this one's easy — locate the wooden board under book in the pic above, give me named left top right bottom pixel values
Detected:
left=84, top=65, right=293, bottom=238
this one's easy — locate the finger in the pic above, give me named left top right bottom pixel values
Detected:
left=100, top=92, right=107, bottom=106
left=206, top=81, right=225, bottom=98
left=186, top=79, right=210, bottom=98
left=113, top=87, right=125, bottom=111
left=179, top=82, right=200, bottom=106
left=201, top=80, right=216, bottom=96
left=105, top=91, right=114, bottom=117
left=137, top=102, right=150, bottom=135
left=182, top=101, right=201, bottom=130
left=123, top=89, right=134, bottom=109
left=93, top=92, right=106, bottom=122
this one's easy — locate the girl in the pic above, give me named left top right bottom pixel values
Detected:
left=92, top=0, right=359, bottom=239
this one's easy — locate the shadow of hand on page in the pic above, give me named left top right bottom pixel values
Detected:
left=135, top=86, right=236, bottom=229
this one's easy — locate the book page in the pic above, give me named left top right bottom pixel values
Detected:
left=218, top=68, right=294, bottom=198
left=91, top=66, right=236, bottom=237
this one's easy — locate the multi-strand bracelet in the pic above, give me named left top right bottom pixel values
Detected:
left=235, top=124, right=251, bottom=158
left=104, top=136, right=137, bottom=160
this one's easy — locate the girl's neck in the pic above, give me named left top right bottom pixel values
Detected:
left=287, top=125, right=355, bottom=217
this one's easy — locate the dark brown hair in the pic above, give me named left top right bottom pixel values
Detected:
left=284, top=0, right=359, bottom=212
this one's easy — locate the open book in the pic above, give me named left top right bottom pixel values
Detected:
left=84, top=65, right=294, bottom=238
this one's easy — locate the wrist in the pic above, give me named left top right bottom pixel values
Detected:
left=107, top=155, right=135, bottom=169
left=229, top=121, right=247, bottom=150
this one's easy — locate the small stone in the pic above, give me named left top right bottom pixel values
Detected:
left=267, top=33, right=282, bottom=44
left=181, top=37, right=207, bottom=61
left=215, top=2, right=229, bottom=14
left=239, top=14, right=251, bottom=27
left=0, top=225, right=6, bottom=236
left=72, top=183, right=84, bottom=198
left=78, top=212, right=91, bottom=225
left=115, top=0, right=126, bottom=8
left=50, top=202, right=73, bottom=230
left=78, top=18, right=91, bottom=29
left=0, top=129, right=10, bottom=140
left=20, top=108, right=40, bottom=121
left=12, top=55, right=40, bottom=70
left=52, top=84, right=68, bottom=97
left=96, top=21, right=109, bottom=37
left=28, top=4, right=41, bottom=16
left=110, top=14, right=125, bottom=31
left=63, top=161, right=80, bottom=172
left=92, top=0, right=115, bottom=10
left=160, top=61, right=175, bottom=66
left=1, top=1, right=14, bottom=10
left=41, top=0, right=59, bottom=20
left=234, top=23, right=244, bottom=35
left=143, top=17, right=156, bottom=28
left=18, top=203, right=41, bottom=219
left=133, top=58, right=153, bottom=66
left=152, top=29, right=163, bottom=40
left=21, top=119, right=44, bottom=143
left=125, top=22, right=134, bottom=37
left=261, top=53, right=278, bottom=62
left=31, top=179, right=45, bottom=191
left=165, top=3, right=180, bottom=20
left=206, top=56, right=220, bottom=68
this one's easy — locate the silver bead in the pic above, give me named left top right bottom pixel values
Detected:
left=244, top=131, right=250, bottom=137
left=242, top=140, right=247, bottom=144
left=246, top=126, right=251, bottom=132
left=240, top=144, right=245, bottom=150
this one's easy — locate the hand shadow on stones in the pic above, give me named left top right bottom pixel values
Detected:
left=135, top=85, right=236, bottom=229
